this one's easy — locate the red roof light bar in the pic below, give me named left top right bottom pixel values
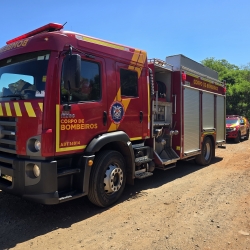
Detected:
left=6, top=23, right=64, bottom=44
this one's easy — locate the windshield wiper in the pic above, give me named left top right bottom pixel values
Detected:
left=1, top=94, right=26, bottom=100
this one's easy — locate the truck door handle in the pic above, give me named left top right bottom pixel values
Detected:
left=140, top=111, right=143, bottom=123
left=103, top=111, right=107, bottom=126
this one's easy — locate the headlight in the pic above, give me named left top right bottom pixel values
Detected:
left=34, top=140, right=41, bottom=151
left=33, top=164, right=41, bottom=177
left=232, top=128, right=236, bottom=131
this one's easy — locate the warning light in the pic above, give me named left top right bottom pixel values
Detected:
left=6, top=23, right=63, bottom=44
left=182, top=71, right=186, bottom=82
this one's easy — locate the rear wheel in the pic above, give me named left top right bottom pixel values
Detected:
left=195, top=137, right=213, bottom=166
left=234, top=131, right=241, bottom=143
left=88, top=150, right=126, bottom=207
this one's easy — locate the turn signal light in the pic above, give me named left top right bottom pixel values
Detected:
left=88, top=160, right=94, bottom=167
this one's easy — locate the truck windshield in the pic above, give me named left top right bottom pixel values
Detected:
left=0, top=51, right=50, bottom=100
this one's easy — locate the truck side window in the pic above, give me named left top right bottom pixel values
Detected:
left=120, top=68, right=138, bottom=97
left=61, top=60, right=101, bottom=103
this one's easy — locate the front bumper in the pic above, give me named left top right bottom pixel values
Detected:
left=226, top=130, right=238, bottom=139
left=0, top=156, right=59, bottom=204
left=0, top=154, right=94, bottom=204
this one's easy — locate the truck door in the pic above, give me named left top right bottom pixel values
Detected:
left=111, top=63, right=144, bottom=140
left=56, top=56, right=108, bottom=154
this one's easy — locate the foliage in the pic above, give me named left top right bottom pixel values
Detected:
left=201, top=58, right=250, bottom=119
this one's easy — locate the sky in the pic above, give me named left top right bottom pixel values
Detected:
left=0, top=0, right=249, bottom=67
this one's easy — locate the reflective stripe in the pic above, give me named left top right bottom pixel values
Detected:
left=5, top=103, right=12, bottom=116
left=14, top=102, right=22, bottom=116
left=0, top=103, right=3, bottom=116
left=24, top=102, right=36, bottom=117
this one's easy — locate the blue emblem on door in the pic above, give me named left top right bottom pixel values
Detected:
left=109, top=101, right=125, bottom=124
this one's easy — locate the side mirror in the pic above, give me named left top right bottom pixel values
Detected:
left=62, top=54, right=81, bottom=91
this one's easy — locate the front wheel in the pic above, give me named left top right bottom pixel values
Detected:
left=234, top=131, right=241, bottom=143
left=88, top=150, right=126, bottom=207
left=195, top=137, right=213, bottom=166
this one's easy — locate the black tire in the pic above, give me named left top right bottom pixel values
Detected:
left=88, top=150, right=126, bottom=207
left=195, top=137, right=213, bottom=166
left=234, top=131, right=241, bottom=143
left=244, top=130, right=249, bottom=140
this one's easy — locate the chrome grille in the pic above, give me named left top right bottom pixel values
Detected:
left=0, top=117, right=17, bottom=155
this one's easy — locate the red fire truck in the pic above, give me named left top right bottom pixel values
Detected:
left=0, top=23, right=226, bottom=207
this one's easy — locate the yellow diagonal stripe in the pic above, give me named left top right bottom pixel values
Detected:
left=0, top=104, right=3, bottom=116
left=128, top=50, right=146, bottom=77
left=39, top=103, right=43, bottom=112
left=14, top=102, right=22, bottom=116
left=108, top=123, right=117, bottom=132
left=121, top=99, right=130, bottom=110
left=130, top=49, right=146, bottom=65
left=5, top=103, right=12, bottom=116
left=24, top=102, right=36, bottom=117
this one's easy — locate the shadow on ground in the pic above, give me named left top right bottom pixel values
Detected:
left=0, top=156, right=223, bottom=249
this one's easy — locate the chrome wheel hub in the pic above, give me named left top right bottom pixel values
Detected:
left=104, top=164, right=124, bottom=194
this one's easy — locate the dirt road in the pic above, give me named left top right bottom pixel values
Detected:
left=1, top=139, right=250, bottom=250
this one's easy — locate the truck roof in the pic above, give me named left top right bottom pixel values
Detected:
left=166, top=54, right=218, bottom=80
left=1, top=23, right=147, bottom=67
